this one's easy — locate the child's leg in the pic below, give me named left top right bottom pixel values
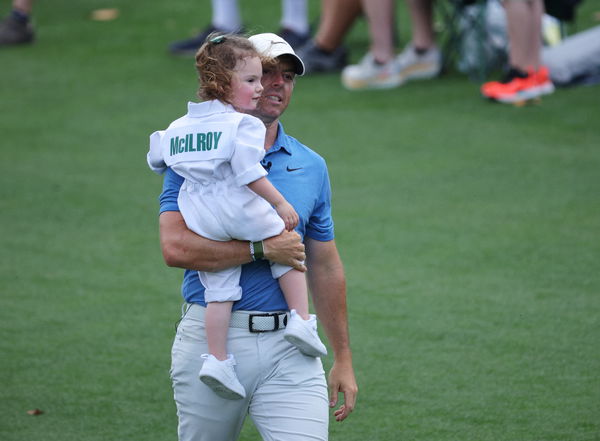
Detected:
left=205, top=301, right=233, bottom=360
left=199, top=300, right=246, bottom=400
left=279, top=268, right=328, bottom=358
left=278, top=269, right=309, bottom=319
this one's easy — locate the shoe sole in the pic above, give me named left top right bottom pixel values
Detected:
left=284, top=330, right=327, bottom=357
left=495, top=87, right=548, bottom=103
left=398, top=63, right=441, bottom=82
left=342, top=74, right=404, bottom=90
left=490, top=93, right=541, bottom=104
left=483, top=79, right=554, bottom=103
left=342, top=63, right=440, bottom=91
left=535, top=83, right=555, bottom=96
left=199, top=373, right=245, bottom=400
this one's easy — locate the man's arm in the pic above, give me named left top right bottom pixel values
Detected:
left=159, top=211, right=306, bottom=272
left=305, top=237, right=358, bottom=422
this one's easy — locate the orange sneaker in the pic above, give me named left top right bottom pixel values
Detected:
left=481, top=67, right=524, bottom=97
left=481, top=66, right=554, bottom=103
left=481, top=68, right=537, bottom=103
left=532, top=66, right=555, bottom=97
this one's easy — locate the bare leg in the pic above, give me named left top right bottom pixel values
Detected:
left=504, top=0, right=543, bottom=71
left=314, top=0, right=362, bottom=51
left=504, top=1, right=530, bottom=70
left=361, top=0, right=395, bottom=63
left=205, top=301, right=233, bottom=360
left=528, top=0, right=544, bottom=69
left=406, top=0, right=435, bottom=49
left=280, top=268, right=327, bottom=357
left=279, top=269, right=309, bottom=319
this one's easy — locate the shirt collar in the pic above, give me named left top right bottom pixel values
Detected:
left=187, top=100, right=235, bottom=117
left=267, top=122, right=294, bottom=156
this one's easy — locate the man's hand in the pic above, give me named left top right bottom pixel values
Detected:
left=328, top=358, right=358, bottom=422
left=263, top=230, right=306, bottom=271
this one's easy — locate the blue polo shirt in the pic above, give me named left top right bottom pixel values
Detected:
left=159, top=122, right=334, bottom=311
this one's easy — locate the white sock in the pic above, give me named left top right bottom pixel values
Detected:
left=280, top=0, right=309, bottom=35
left=212, top=0, right=242, bottom=32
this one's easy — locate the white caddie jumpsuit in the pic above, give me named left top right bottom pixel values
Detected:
left=147, top=100, right=290, bottom=302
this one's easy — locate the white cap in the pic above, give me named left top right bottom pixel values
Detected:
left=249, top=33, right=305, bottom=76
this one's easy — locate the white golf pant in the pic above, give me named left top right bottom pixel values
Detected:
left=170, top=304, right=329, bottom=441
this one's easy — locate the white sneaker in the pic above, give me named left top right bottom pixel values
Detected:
left=198, top=354, right=246, bottom=400
left=341, top=52, right=403, bottom=90
left=284, top=310, right=328, bottom=357
left=395, top=44, right=442, bottom=83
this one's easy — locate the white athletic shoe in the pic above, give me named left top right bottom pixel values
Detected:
left=284, top=310, right=328, bottom=358
left=341, top=45, right=441, bottom=90
left=198, top=354, right=246, bottom=400
left=341, top=52, right=403, bottom=90
left=395, top=44, right=442, bottom=83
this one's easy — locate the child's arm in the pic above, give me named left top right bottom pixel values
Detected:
left=248, top=177, right=298, bottom=231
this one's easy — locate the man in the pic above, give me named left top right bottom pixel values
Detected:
left=157, top=33, right=357, bottom=440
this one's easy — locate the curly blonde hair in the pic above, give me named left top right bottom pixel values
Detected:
left=195, top=33, right=273, bottom=104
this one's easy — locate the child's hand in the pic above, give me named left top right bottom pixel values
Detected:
left=275, top=201, right=299, bottom=231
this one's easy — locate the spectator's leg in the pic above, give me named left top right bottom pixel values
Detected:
left=407, top=0, right=436, bottom=50
left=212, top=0, right=242, bottom=32
left=313, top=0, right=361, bottom=51
left=361, top=0, right=395, bottom=63
left=296, top=0, right=361, bottom=73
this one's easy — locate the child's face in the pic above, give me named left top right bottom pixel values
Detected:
left=230, top=55, right=263, bottom=113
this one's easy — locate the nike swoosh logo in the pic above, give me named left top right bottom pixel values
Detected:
left=286, top=166, right=303, bottom=172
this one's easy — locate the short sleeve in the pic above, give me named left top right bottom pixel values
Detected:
left=159, top=167, right=184, bottom=214
left=305, top=162, right=335, bottom=241
left=230, top=115, right=268, bottom=186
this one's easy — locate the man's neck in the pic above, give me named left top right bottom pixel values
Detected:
left=263, top=119, right=279, bottom=151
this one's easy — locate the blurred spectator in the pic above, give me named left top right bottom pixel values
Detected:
left=169, top=0, right=310, bottom=55
left=0, top=0, right=34, bottom=47
left=341, top=0, right=441, bottom=90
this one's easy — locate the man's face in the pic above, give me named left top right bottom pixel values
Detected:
left=252, top=56, right=296, bottom=124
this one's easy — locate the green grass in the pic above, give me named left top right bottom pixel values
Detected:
left=1, top=1, right=599, bottom=440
